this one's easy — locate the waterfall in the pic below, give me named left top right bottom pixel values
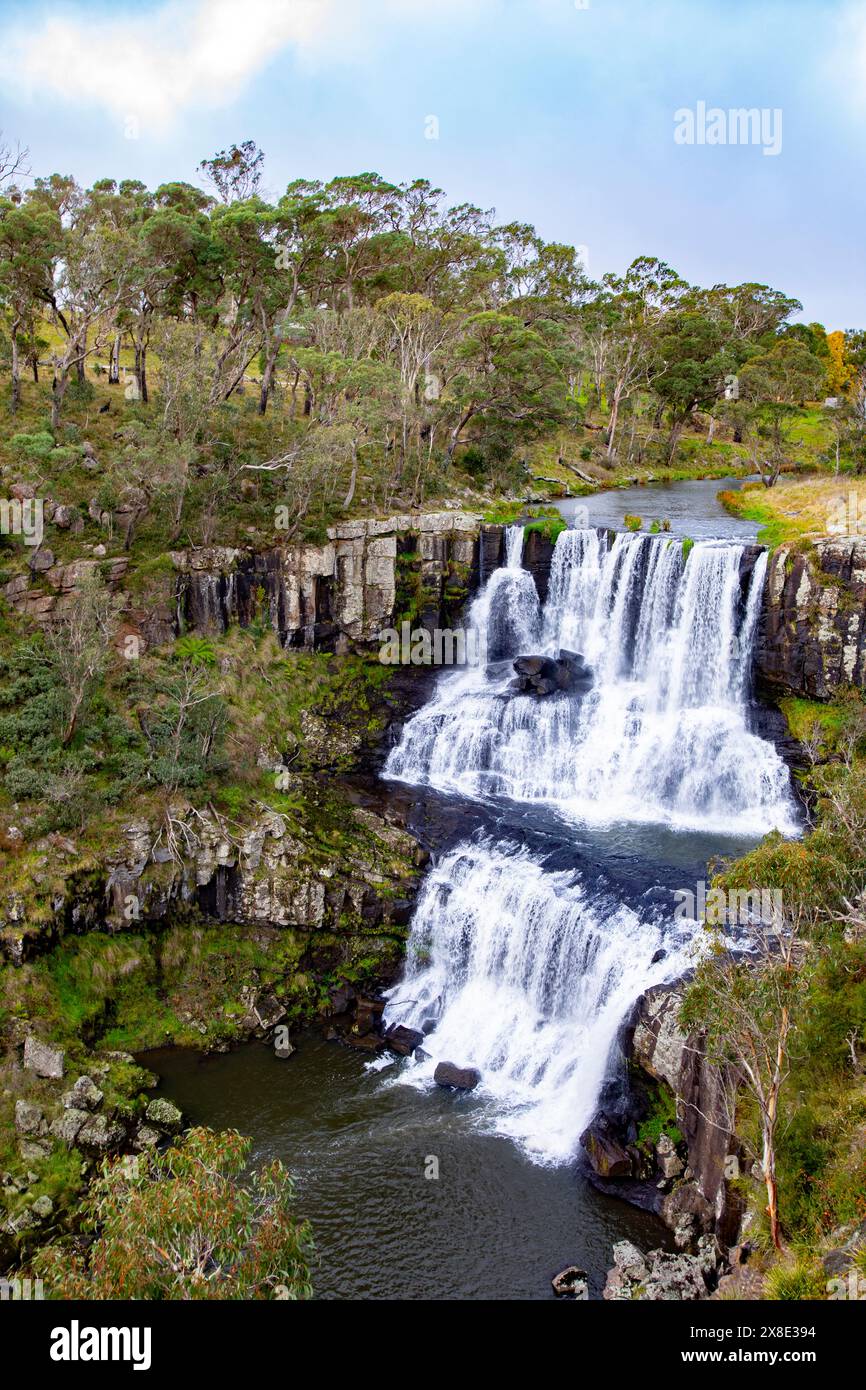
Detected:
left=385, top=529, right=796, bottom=836
left=468, top=524, right=542, bottom=662
left=381, top=524, right=795, bottom=1165
left=383, top=840, right=698, bottom=1164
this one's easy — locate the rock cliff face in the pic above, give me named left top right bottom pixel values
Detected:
left=1, top=509, right=497, bottom=654
left=581, top=982, right=745, bottom=1251
left=755, top=538, right=866, bottom=698
left=174, top=511, right=486, bottom=649
left=0, top=801, right=422, bottom=969
left=631, top=985, right=744, bottom=1247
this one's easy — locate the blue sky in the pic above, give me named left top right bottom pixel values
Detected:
left=1, top=0, right=864, bottom=327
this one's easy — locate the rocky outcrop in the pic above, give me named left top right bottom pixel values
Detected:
left=1, top=800, right=423, bottom=967
left=582, top=981, right=745, bottom=1252
left=603, top=1238, right=720, bottom=1301
left=1, top=1050, right=170, bottom=1260
left=1, top=508, right=489, bottom=654
left=173, top=511, right=484, bottom=650
left=3, top=554, right=129, bottom=624
left=633, top=984, right=744, bottom=1247
left=756, top=538, right=866, bottom=698
left=510, top=650, right=592, bottom=696
left=522, top=527, right=558, bottom=604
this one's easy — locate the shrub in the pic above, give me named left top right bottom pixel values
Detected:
left=763, top=1258, right=826, bottom=1301
left=9, top=431, right=55, bottom=461
left=32, top=1127, right=314, bottom=1300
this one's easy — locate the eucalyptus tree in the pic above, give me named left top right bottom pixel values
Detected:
left=318, top=173, right=404, bottom=309
left=737, top=338, right=828, bottom=484
left=443, top=309, right=570, bottom=463
left=589, top=257, right=686, bottom=458
left=0, top=195, right=61, bottom=411
left=27, top=178, right=133, bottom=427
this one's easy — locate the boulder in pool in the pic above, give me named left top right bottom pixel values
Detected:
left=552, top=1265, right=589, bottom=1299
left=434, top=1061, right=481, bottom=1090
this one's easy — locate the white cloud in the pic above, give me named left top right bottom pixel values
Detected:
left=0, top=0, right=340, bottom=130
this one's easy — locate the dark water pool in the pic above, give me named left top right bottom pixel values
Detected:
left=147, top=1037, right=670, bottom=1300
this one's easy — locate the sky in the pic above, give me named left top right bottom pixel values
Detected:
left=0, top=0, right=864, bottom=327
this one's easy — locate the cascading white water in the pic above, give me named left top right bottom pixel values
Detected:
left=381, top=521, right=795, bottom=1165
left=383, top=840, right=699, bottom=1163
left=469, top=524, right=543, bottom=661
left=385, top=528, right=796, bottom=836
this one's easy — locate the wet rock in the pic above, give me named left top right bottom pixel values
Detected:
left=512, top=652, right=592, bottom=697
left=552, top=1265, right=589, bottom=1299
left=433, top=1061, right=481, bottom=1090
left=23, top=1036, right=64, bottom=1079
left=581, top=1113, right=636, bottom=1178
left=384, top=1024, right=425, bottom=1056
left=346, top=1032, right=387, bottom=1053
left=515, top=655, right=547, bottom=676
left=145, top=1098, right=183, bottom=1133
left=353, top=996, right=385, bottom=1036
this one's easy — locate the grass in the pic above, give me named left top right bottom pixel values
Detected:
left=779, top=696, right=847, bottom=752
left=720, top=476, right=866, bottom=548
left=762, top=1258, right=827, bottom=1301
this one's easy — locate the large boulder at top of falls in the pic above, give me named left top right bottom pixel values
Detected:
left=434, top=1061, right=481, bottom=1090
left=511, top=650, right=592, bottom=697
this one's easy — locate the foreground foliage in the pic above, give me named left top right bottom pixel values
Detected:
left=34, top=1127, right=313, bottom=1300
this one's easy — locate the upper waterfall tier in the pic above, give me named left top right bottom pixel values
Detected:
left=385, top=527, right=796, bottom=836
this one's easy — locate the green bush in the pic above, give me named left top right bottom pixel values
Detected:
left=33, top=1128, right=314, bottom=1300
left=763, top=1259, right=826, bottom=1301
left=9, top=431, right=55, bottom=460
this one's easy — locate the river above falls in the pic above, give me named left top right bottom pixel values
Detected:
left=554, top=472, right=759, bottom=539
